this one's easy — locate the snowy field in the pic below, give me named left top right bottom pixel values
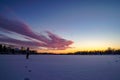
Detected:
left=0, top=55, right=120, bottom=80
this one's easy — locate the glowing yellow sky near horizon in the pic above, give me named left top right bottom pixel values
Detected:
left=37, top=39, right=120, bottom=53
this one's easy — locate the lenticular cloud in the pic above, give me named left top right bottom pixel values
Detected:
left=0, top=16, right=73, bottom=50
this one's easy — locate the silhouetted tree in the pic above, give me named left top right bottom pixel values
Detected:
left=21, top=46, right=26, bottom=54
left=3, top=45, right=7, bottom=53
left=0, top=44, right=2, bottom=53
left=26, top=47, right=30, bottom=59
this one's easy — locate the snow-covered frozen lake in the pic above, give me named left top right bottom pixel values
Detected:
left=0, top=55, right=120, bottom=80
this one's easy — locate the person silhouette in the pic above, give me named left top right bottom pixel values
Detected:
left=26, top=47, right=30, bottom=59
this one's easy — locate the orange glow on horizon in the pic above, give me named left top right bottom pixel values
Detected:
left=36, top=46, right=120, bottom=54
left=36, top=40, right=120, bottom=54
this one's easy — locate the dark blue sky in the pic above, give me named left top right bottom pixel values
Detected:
left=0, top=0, right=120, bottom=52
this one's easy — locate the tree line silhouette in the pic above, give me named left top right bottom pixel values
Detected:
left=0, top=44, right=120, bottom=55
left=0, top=44, right=37, bottom=55
left=71, top=49, right=120, bottom=55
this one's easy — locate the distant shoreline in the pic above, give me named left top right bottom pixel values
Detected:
left=0, top=53, right=120, bottom=55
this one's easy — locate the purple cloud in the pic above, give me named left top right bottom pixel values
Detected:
left=45, top=31, right=73, bottom=49
left=0, top=34, right=46, bottom=48
left=0, top=16, right=73, bottom=50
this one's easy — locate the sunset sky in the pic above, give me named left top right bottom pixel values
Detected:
left=0, top=0, right=120, bottom=53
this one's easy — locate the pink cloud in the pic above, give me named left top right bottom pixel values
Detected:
left=0, top=34, right=46, bottom=48
left=0, top=16, right=73, bottom=50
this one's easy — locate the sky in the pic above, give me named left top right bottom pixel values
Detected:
left=0, top=0, right=120, bottom=53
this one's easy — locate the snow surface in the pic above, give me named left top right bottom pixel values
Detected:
left=0, top=55, right=120, bottom=80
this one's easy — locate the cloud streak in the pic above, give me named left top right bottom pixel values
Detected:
left=0, top=16, right=73, bottom=50
left=0, top=34, right=46, bottom=48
